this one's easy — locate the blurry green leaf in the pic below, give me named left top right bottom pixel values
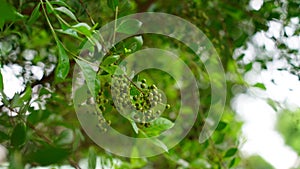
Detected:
left=214, top=133, right=225, bottom=144
left=28, top=145, right=70, bottom=166
left=56, top=28, right=80, bottom=39
left=54, top=7, right=77, bottom=21
left=116, top=19, right=142, bottom=35
left=75, top=59, right=98, bottom=98
left=72, top=23, right=91, bottom=36
left=88, top=147, right=97, bottom=169
left=100, top=65, right=118, bottom=74
left=11, top=93, right=22, bottom=108
left=102, top=55, right=120, bottom=66
left=50, top=0, right=72, bottom=9
left=229, top=158, right=236, bottom=168
left=11, top=122, right=26, bottom=147
left=234, top=33, right=248, bottom=47
left=28, top=3, right=41, bottom=25
left=130, top=147, right=147, bottom=167
left=0, top=71, right=3, bottom=91
left=0, top=130, right=9, bottom=143
left=55, top=41, right=70, bottom=82
left=11, top=86, right=31, bottom=108
left=143, top=117, right=174, bottom=137
left=39, top=87, right=52, bottom=96
left=277, top=110, right=300, bottom=153
left=107, top=0, right=119, bottom=10
left=122, top=36, right=143, bottom=53
left=27, top=109, right=43, bottom=125
left=244, top=155, right=272, bottom=169
left=224, top=148, right=237, bottom=158
left=151, top=137, right=169, bottom=152
left=216, top=121, right=227, bottom=131
left=244, top=62, right=252, bottom=72
left=73, top=129, right=84, bottom=151
left=236, top=53, right=245, bottom=61
left=45, top=1, right=54, bottom=13
left=254, top=83, right=266, bottom=90
left=21, top=85, right=32, bottom=102
left=0, top=0, right=24, bottom=29
left=55, top=129, right=74, bottom=146
left=74, top=85, right=89, bottom=105
left=190, top=159, right=211, bottom=168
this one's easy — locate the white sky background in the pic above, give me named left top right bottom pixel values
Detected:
left=232, top=1, right=300, bottom=168
left=0, top=0, right=299, bottom=168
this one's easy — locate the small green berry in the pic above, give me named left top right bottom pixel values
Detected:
left=141, top=83, right=146, bottom=89
left=166, top=104, right=170, bottom=109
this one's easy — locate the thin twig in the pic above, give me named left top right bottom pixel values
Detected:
left=123, top=74, right=145, bottom=94
left=112, top=6, right=118, bottom=46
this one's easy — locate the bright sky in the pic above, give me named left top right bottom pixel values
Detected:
left=232, top=2, right=300, bottom=167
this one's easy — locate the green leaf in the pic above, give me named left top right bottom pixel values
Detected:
left=11, top=86, right=31, bottom=108
left=216, top=121, right=227, bottom=131
left=56, top=28, right=80, bottom=39
left=244, top=62, right=252, bottom=72
left=45, top=1, right=54, bottom=13
left=102, top=55, right=120, bottom=66
left=88, top=147, right=97, bottom=169
left=116, top=19, right=142, bottom=35
left=28, top=3, right=41, bottom=25
left=55, top=41, right=70, bottom=82
left=224, top=148, right=238, bottom=158
left=122, top=36, right=143, bottom=53
left=28, top=145, right=70, bottom=166
left=107, top=0, right=119, bottom=10
left=150, top=137, right=169, bottom=152
left=142, top=117, right=174, bottom=137
left=73, top=129, right=84, bottom=151
left=50, top=0, right=72, bottom=9
left=75, top=59, right=98, bottom=98
left=229, top=158, right=236, bottom=168
left=0, top=70, right=3, bottom=91
left=0, top=0, right=24, bottom=29
left=27, top=109, right=42, bottom=125
left=139, top=130, right=169, bottom=152
left=100, top=65, right=118, bottom=74
left=0, top=130, right=9, bottom=143
left=21, top=85, right=32, bottom=102
left=253, top=83, right=266, bottom=90
left=72, top=23, right=91, bottom=37
left=11, top=122, right=26, bottom=147
left=54, top=7, right=77, bottom=21
left=55, top=129, right=74, bottom=146
left=74, top=85, right=90, bottom=105
left=11, top=93, right=22, bottom=108
left=214, top=133, right=225, bottom=144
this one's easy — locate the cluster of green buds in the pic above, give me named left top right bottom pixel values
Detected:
left=95, top=74, right=171, bottom=131
left=131, top=79, right=170, bottom=124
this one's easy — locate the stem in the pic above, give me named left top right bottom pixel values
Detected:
left=40, top=0, right=59, bottom=42
left=123, top=74, right=145, bottom=94
left=79, top=0, right=95, bottom=25
left=112, top=6, right=119, bottom=47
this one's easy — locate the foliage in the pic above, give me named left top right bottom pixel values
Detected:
left=0, top=0, right=298, bottom=168
left=277, top=109, right=300, bottom=154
